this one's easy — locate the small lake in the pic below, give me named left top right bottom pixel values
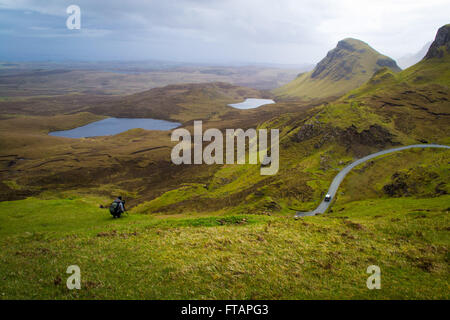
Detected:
left=49, top=118, right=180, bottom=138
left=228, top=98, right=275, bottom=109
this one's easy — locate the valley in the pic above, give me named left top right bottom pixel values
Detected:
left=0, top=22, right=449, bottom=300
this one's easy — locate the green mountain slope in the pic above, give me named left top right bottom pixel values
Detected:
left=274, top=38, right=401, bottom=101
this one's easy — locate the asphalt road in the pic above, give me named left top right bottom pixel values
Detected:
left=295, top=144, right=450, bottom=217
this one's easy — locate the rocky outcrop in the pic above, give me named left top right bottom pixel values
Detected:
left=311, top=40, right=356, bottom=80
left=425, top=24, right=450, bottom=59
left=383, top=172, right=409, bottom=197
left=383, top=170, right=447, bottom=198
left=376, top=58, right=401, bottom=71
left=336, top=39, right=357, bottom=52
left=337, top=124, right=395, bottom=149
left=294, top=123, right=324, bottom=141
left=294, top=123, right=396, bottom=152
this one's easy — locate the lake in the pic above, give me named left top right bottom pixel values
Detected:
left=228, top=98, right=275, bottom=109
left=49, top=117, right=181, bottom=138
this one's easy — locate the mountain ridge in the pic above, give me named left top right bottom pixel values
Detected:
left=425, top=24, right=450, bottom=59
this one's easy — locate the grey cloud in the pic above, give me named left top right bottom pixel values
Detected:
left=0, top=0, right=449, bottom=63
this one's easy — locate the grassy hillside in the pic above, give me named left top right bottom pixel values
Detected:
left=0, top=194, right=448, bottom=299
left=274, top=38, right=401, bottom=101
left=338, top=148, right=450, bottom=203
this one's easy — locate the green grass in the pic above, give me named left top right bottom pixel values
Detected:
left=339, top=148, right=450, bottom=203
left=308, top=102, right=391, bottom=131
left=0, top=196, right=128, bottom=236
left=0, top=196, right=263, bottom=237
left=0, top=194, right=448, bottom=299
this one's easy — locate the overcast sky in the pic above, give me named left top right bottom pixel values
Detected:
left=0, top=0, right=449, bottom=65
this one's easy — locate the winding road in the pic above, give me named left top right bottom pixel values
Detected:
left=295, top=144, right=450, bottom=217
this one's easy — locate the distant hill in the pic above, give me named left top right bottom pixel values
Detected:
left=310, top=23, right=450, bottom=151
left=274, top=38, right=401, bottom=101
left=0, top=64, right=301, bottom=97
left=397, top=41, right=432, bottom=69
left=85, top=82, right=266, bottom=123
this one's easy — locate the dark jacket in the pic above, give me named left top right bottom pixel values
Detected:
left=114, top=198, right=125, bottom=213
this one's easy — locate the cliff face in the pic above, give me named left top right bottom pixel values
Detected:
left=425, top=24, right=450, bottom=59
